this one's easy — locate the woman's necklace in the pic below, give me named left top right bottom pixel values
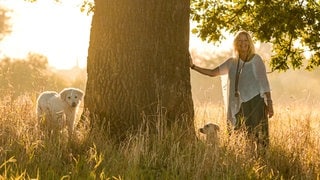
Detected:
left=238, top=59, right=246, bottom=74
left=235, top=54, right=248, bottom=97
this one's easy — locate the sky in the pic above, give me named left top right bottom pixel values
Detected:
left=0, top=0, right=233, bottom=70
left=0, top=0, right=92, bottom=69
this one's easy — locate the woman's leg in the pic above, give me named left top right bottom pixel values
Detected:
left=237, top=95, right=269, bottom=148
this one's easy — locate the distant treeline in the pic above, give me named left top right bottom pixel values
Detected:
left=0, top=53, right=86, bottom=99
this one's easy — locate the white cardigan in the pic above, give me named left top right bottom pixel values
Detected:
left=218, top=54, right=271, bottom=125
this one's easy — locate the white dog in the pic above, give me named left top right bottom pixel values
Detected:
left=36, top=88, right=84, bottom=137
left=199, top=123, right=220, bottom=146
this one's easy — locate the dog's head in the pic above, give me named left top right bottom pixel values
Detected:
left=199, top=123, right=220, bottom=135
left=60, top=88, right=84, bottom=108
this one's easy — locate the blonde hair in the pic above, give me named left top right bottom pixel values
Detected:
left=233, top=31, right=255, bottom=60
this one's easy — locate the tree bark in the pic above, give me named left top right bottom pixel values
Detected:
left=85, top=0, right=194, bottom=142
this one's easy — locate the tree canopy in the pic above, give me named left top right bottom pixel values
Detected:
left=191, top=0, right=320, bottom=71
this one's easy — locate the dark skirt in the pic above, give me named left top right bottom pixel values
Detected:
left=235, top=94, right=269, bottom=147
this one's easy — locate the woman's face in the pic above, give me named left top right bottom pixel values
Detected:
left=236, top=33, right=249, bottom=53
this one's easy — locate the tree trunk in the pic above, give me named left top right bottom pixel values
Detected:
left=84, top=0, right=194, bottom=142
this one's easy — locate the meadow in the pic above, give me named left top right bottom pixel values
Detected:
left=0, top=92, right=319, bottom=179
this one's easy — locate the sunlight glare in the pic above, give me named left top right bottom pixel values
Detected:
left=0, top=0, right=92, bottom=69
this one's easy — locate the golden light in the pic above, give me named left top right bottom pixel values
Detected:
left=0, top=0, right=92, bottom=69
left=0, top=0, right=235, bottom=70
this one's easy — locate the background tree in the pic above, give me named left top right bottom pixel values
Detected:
left=0, top=5, right=11, bottom=41
left=190, top=0, right=320, bottom=71
left=84, top=1, right=194, bottom=142
left=0, top=53, right=69, bottom=98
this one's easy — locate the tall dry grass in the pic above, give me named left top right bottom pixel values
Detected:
left=0, top=94, right=319, bottom=179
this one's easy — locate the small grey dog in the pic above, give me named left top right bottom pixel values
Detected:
left=199, top=123, right=220, bottom=145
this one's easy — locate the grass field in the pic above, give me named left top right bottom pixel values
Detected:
left=0, top=94, right=319, bottom=179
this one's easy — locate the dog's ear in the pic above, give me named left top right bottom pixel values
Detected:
left=214, top=125, right=220, bottom=131
left=59, top=88, right=69, bottom=101
left=77, top=89, right=84, bottom=99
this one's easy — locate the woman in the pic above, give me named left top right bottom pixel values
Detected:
left=190, top=31, right=274, bottom=148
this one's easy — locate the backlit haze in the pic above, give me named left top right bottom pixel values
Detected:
left=1, top=0, right=319, bottom=107
left=0, top=0, right=92, bottom=69
left=0, top=0, right=234, bottom=70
